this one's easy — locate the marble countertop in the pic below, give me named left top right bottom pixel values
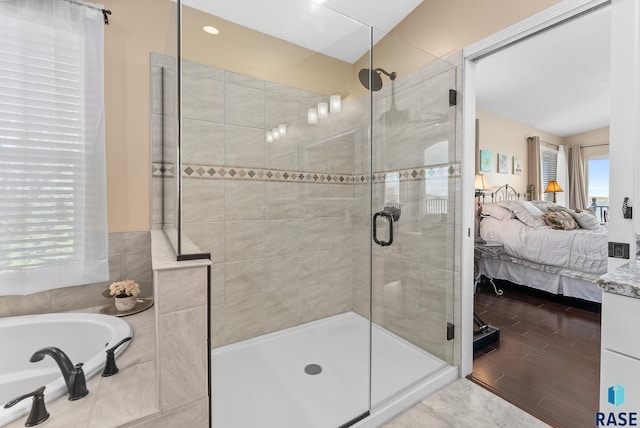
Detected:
left=597, top=260, right=640, bottom=299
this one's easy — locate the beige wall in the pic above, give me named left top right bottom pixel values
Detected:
left=102, top=0, right=567, bottom=232
left=476, top=109, right=563, bottom=192
left=565, top=126, right=610, bottom=159
left=181, top=6, right=356, bottom=98
left=390, top=0, right=563, bottom=58
left=103, top=0, right=174, bottom=232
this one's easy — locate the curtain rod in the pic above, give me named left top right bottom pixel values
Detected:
left=540, top=140, right=559, bottom=149
left=64, top=0, right=112, bottom=24
left=542, top=140, right=609, bottom=150
left=581, top=143, right=609, bottom=149
left=536, top=136, right=609, bottom=150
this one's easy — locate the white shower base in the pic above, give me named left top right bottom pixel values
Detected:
left=211, top=311, right=457, bottom=428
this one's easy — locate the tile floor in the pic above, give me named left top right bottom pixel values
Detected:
left=383, top=379, right=550, bottom=428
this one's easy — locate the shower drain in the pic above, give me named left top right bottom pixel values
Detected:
left=304, top=363, right=322, bottom=375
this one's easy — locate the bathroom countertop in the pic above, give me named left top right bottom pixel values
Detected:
left=597, top=261, right=640, bottom=299
left=5, top=305, right=159, bottom=428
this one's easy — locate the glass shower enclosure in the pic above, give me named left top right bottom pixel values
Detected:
left=156, top=1, right=460, bottom=426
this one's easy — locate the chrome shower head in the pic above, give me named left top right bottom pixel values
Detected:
left=358, top=68, right=397, bottom=91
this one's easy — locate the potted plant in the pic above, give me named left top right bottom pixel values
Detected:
left=103, top=279, right=141, bottom=312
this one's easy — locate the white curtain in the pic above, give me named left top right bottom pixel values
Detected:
left=527, top=136, right=542, bottom=200
left=0, top=0, right=108, bottom=295
left=556, top=145, right=569, bottom=206
left=568, top=146, right=588, bottom=210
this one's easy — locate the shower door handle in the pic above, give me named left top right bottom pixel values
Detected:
left=373, top=211, right=394, bottom=247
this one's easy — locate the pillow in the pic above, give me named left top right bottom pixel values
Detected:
left=555, top=210, right=578, bottom=229
left=530, top=200, right=555, bottom=213
left=519, top=200, right=545, bottom=217
left=498, top=200, right=546, bottom=228
left=541, top=211, right=578, bottom=230
left=548, top=205, right=572, bottom=214
left=481, top=203, right=516, bottom=221
left=572, top=210, right=601, bottom=230
left=548, top=205, right=602, bottom=230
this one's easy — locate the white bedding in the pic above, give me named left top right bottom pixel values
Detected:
left=479, top=216, right=608, bottom=275
left=479, top=256, right=603, bottom=302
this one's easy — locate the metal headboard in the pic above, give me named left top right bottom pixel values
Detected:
left=479, top=184, right=530, bottom=204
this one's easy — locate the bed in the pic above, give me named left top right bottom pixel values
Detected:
left=477, top=184, right=607, bottom=303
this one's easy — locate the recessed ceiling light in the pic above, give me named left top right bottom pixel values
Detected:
left=203, top=26, right=220, bottom=35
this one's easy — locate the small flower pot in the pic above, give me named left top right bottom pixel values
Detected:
left=115, top=295, right=137, bottom=312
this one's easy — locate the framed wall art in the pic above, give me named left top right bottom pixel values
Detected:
left=513, top=155, right=523, bottom=174
left=498, top=153, right=509, bottom=174
left=479, top=150, right=492, bottom=172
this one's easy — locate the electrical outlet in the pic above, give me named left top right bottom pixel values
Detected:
left=608, top=242, right=630, bottom=259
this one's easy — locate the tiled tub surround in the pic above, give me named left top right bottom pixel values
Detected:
left=0, top=231, right=152, bottom=318
left=151, top=54, right=460, bottom=362
left=4, top=303, right=158, bottom=428
left=8, top=231, right=211, bottom=428
left=121, top=229, right=210, bottom=428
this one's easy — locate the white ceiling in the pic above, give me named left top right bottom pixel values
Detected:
left=476, top=6, right=611, bottom=137
left=180, top=0, right=423, bottom=63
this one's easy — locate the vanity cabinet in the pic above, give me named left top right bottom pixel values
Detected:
left=600, top=291, right=640, bottom=412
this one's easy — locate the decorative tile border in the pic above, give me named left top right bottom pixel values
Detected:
left=152, top=163, right=461, bottom=184
left=152, top=163, right=175, bottom=177
left=181, top=164, right=356, bottom=184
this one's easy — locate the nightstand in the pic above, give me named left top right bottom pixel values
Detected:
left=473, top=240, right=503, bottom=352
left=474, top=240, right=504, bottom=296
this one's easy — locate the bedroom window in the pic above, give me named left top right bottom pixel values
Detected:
left=0, top=1, right=109, bottom=295
left=540, top=146, right=558, bottom=203
left=587, top=157, right=609, bottom=222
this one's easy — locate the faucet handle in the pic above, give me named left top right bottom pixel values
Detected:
left=69, top=363, right=89, bottom=401
left=102, top=336, right=132, bottom=377
left=4, top=386, right=50, bottom=427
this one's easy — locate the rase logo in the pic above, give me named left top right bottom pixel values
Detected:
left=610, top=384, right=626, bottom=407
left=596, top=384, right=638, bottom=427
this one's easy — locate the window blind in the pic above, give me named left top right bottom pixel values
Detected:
left=540, top=146, right=558, bottom=203
left=0, top=1, right=108, bottom=295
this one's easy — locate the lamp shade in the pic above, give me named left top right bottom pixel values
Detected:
left=474, top=174, right=490, bottom=191
left=544, top=180, right=563, bottom=193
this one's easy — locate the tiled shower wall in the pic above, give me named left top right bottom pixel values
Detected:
left=150, top=53, right=461, bottom=360
left=151, top=54, right=368, bottom=347
left=0, top=231, right=152, bottom=317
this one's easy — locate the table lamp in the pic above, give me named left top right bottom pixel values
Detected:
left=474, top=174, right=490, bottom=198
left=474, top=174, right=490, bottom=243
left=544, top=180, right=563, bottom=203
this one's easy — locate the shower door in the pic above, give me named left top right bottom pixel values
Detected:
left=368, top=30, right=458, bottom=408
left=177, top=1, right=459, bottom=425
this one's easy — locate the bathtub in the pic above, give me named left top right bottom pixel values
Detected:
left=0, top=313, right=132, bottom=426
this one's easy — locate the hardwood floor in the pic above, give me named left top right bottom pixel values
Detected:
left=470, top=281, right=601, bottom=428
